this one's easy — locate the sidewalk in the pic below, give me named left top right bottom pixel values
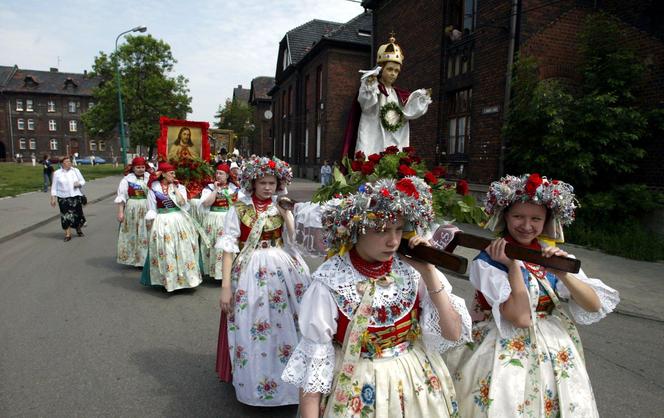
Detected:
left=1, top=175, right=662, bottom=322
left=0, top=175, right=122, bottom=244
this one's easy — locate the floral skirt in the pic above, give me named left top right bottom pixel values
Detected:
left=201, top=210, right=227, bottom=279
left=145, top=211, right=202, bottom=292
left=188, top=198, right=204, bottom=224
left=227, top=246, right=310, bottom=406
left=444, top=313, right=598, bottom=418
left=323, top=342, right=460, bottom=418
left=57, top=196, right=85, bottom=230
left=117, top=199, right=149, bottom=266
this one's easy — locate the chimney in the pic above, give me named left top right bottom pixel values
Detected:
left=50, top=67, right=58, bottom=72
left=83, top=70, right=88, bottom=76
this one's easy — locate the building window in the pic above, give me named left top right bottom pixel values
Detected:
left=50, top=138, right=58, bottom=151
left=69, top=120, right=78, bottom=132
left=48, top=100, right=56, bottom=112
left=316, top=66, right=323, bottom=103
left=99, top=140, right=106, bottom=151
left=447, top=49, right=473, bottom=79
left=17, top=119, right=25, bottom=130
left=450, top=0, right=476, bottom=34
left=68, top=101, right=77, bottom=113
left=316, top=123, right=321, bottom=159
left=29, top=138, right=36, bottom=150
left=288, top=131, right=292, bottom=158
left=16, top=99, right=24, bottom=111
left=288, top=86, right=293, bottom=115
left=26, top=99, right=34, bottom=112
left=49, top=120, right=57, bottom=131
left=447, top=89, right=472, bottom=154
left=304, top=127, right=310, bottom=162
left=89, top=140, right=97, bottom=151
left=27, top=119, right=35, bottom=130
left=282, top=132, right=286, bottom=157
left=88, top=101, right=94, bottom=109
left=19, top=138, right=26, bottom=149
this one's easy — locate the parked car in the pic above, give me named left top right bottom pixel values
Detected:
left=77, top=156, right=107, bottom=165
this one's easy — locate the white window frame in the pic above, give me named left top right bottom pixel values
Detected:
left=288, top=131, right=292, bottom=158
left=26, top=99, right=34, bottom=112
left=282, top=132, right=286, bottom=156
left=48, top=120, right=57, bottom=131
left=88, top=101, right=94, bottom=109
left=98, top=140, right=106, bottom=151
left=17, top=119, right=25, bottom=130
left=27, top=119, right=35, bottom=130
left=68, top=101, right=76, bottom=113
left=89, top=140, right=97, bottom=151
left=49, top=138, right=58, bottom=151
left=19, top=138, right=26, bottom=149
left=47, top=100, right=56, bottom=112
left=29, top=138, right=36, bottom=150
left=69, top=120, right=78, bottom=132
left=304, top=128, right=309, bottom=161
left=16, top=99, right=23, bottom=111
left=316, top=123, right=321, bottom=159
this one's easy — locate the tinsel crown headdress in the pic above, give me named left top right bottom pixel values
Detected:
left=321, top=176, right=434, bottom=255
left=240, top=156, right=292, bottom=192
left=484, top=173, right=578, bottom=242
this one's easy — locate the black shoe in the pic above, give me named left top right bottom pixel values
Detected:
left=76, top=228, right=84, bottom=237
left=64, top=235, right=72, bottom=242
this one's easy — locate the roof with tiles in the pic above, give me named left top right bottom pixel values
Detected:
left=286, top=19, right=343, bottom=65
left=249, top=76, right=274, bottom=102
left=232, top=85, right=250, bottom=104
left=0, top=66, right=101, bottom=96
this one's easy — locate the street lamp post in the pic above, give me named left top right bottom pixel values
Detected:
left=115, top=25, right=147, bottom=165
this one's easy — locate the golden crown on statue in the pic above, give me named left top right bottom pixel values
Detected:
left=376, top=33, right=404, bottom=65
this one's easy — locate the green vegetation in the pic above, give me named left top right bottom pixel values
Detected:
left=502, top=12, right=664, bottom=261
left=0, top=163, right=123, bottom=198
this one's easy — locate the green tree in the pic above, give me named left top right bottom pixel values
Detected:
left=214, top=99, right=255, bottom=151
left=503, top=13, right=647, bottom=193
left=82, top=35, right=192, bottom=157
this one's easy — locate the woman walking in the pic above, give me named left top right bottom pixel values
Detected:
left=115, top=157, right=150, bottom=266
left=50, top=156, right=86, bottom=242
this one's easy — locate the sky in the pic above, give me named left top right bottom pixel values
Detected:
left=0, top=0, right=364, bottom=123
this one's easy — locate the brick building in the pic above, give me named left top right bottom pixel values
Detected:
left=0, top=65, right=108, bottom=162
left=249, top=76, right=275, bottom=156
left=270, top=12, right=372, bottom=179
left=363, top=0, right=664, bottom=189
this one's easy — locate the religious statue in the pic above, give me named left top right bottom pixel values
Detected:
left=343, top=34, right=432, bottom=157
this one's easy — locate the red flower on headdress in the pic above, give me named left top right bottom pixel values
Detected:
left=524, top=173, right=543, bottom=197
left=361, top=161, right=375, bottom=175
left=268, top=160, right=276, bottom=169
left=424, top=171, right=438, bottom=185
left=351, top=160, right=363, bottom=172
left=384, top=145, right=400, bottom=155
left=380, top=188, right=391, bottom=197
left=396, top=178, right=419, bottom=199
left=456, top=179, right=469, bottom=196
left=398, top=164, right=417, bottom=177
left=354, top=150, right=366, bottom=161
left=368, top=153, right=382, bottom=163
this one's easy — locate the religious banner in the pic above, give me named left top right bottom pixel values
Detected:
left=157, top=117, right=210, bottom=162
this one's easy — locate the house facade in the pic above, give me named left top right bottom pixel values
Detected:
left=0, top=65, right=109, bottom=162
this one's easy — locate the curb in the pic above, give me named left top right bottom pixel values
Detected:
left=0, top=192, right=116, bottom=244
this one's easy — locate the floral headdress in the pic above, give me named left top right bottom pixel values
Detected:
left=321, top=176, right=434, bottom=255
left=240, top=156, right=293, bottom=193
left=484, top=173, right=578, bottom=242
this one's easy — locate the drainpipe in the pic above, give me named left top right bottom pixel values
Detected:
left=499, top=0, right=520, bottom=177
left=7, top=98, right=15, bottom=159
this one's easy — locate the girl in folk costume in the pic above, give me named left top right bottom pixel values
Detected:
left=282, top=176, right=471, bottom=418
left=445, top=174, right=620, bottom=417
left=199, top=163, right=235, bottom=280
left=115, top=157, right=150, bottom=266
left=343, top=35, right=432, bottom=157
left=217, top=156, right=310, bottom=406
left=141, top=162, right=202, bottom=292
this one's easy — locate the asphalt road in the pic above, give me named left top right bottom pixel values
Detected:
left=1, top=194, right=663, bottom=417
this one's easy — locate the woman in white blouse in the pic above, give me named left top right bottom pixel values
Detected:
left=50, top=156, right=86, bottom=242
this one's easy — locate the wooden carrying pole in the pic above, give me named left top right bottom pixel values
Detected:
left=398, top=240, right=468, bottom=274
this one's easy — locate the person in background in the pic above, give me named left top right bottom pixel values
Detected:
left=41, top=154, right=54, bottom=192
left=50, top=156, right=86, bottom=242
left=320, top=160, right=332, bottom=186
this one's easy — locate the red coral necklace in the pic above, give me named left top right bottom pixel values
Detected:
left=252, top=195, right=272, bottom=213
left=349, top=248, right=392, bottom=278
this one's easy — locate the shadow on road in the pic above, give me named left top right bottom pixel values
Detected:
left=130, top=348, right=298, bottom=417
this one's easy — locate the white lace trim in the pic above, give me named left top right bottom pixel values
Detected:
left=557, top=270, right=620, bottom=325
left=281, top=338, right=335, bottom=394
left=314, top=254, right=418, bottom=326
left=420, top=274, right=472, bottom=352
